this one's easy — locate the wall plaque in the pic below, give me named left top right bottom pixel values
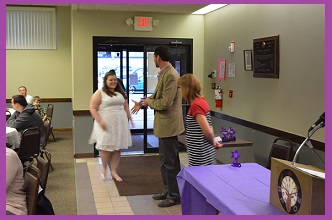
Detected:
left=253, top=35, right=279, bottom=78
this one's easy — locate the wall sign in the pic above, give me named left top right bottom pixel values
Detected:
left=218, top=59, right=226, bottom=81
left=243, top=49, right=253, bottom=71
left=134, top=16, right=152, bottom=31
left=253, top=35, right=279, bottom=78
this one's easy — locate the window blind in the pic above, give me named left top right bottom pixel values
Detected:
left=6, top=6, right=56, bottom=50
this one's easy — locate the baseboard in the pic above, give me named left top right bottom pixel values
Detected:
left=53, top=128, right=72, bottom=132
left=211, top=111, right=325, bottom=152
left=74, top=153, right=95, bottom=159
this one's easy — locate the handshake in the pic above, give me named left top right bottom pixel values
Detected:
left=131, top=97, right=149, bottom=115
left=139, top=97, right=148, bottom=109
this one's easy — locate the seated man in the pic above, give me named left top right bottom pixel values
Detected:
left=18, top=86, right=33, bottom=104
left=6, top=95, right=45, bottom=147
left=6, top=147, right=27, bottom=215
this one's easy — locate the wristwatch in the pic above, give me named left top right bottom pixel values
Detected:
left=139, top=101, right=145, bottom=109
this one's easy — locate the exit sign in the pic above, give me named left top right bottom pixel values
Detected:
left=134, top=16, right=152, bottom=31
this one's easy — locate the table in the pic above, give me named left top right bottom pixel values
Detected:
left=178, top=134, right=253, bottom=148
left=178, top=134, right=254, bottom=164
left=177, top=163, right=284, bottom=215
left=7, top=108, right=15, bottom=115
left=6, top=127, right=20, bottom=150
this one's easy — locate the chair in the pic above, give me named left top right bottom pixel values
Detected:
left=43, top=118, right=51, bottom=149
left=46, top=104, right=56, bottom=142
left=36, top=156, right=50, bottom=192
left=24, top=165, right=40, bottom=215
left=46, top=104, right=53, bottom=119
left=17, top=127, right=41, bottom=169
left=266, top=137, right=294, bottom=170
left=40, top=149, right=54, bottom=171
left=6, top=110, right=11, bottom=121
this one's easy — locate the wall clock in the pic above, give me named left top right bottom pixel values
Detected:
left=277, top=169, right=302, bottom=214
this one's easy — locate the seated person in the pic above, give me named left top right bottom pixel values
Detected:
left=18, top=86, right=33, bottom=104
left=33, top=96, right=47, bottom=121
left=6, top=95, right=46, bottom=147
left=6, top=147, right=27, bottom=215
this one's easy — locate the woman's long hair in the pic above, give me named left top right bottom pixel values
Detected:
left=102, top=70, right=127, bottom=99
left=177, top=73, right=203, bottom=105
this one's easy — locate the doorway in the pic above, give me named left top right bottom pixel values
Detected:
left=93, top=37, right=192, bottom=155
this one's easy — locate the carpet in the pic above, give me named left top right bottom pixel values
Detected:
left=120, top=134, right=150, bottom=153
left=115, top=155, right=164, bottom=196
left=45, top=131, right=77, bottom=214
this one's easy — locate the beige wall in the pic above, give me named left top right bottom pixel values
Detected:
left=203, top=4, right=325, bottom=142
left=6, top=6, right=72, bottom=98
left=6, top=5, right=325, bottom=144
left=71, top=9, right=205, bottom=110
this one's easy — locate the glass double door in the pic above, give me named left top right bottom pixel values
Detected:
left=95, top=39, right=192, bottom=154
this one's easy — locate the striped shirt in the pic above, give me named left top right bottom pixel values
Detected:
left=186, top=97, right=216, bottom=166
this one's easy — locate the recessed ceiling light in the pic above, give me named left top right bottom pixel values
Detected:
left=192, top=4, right=228, bottom=15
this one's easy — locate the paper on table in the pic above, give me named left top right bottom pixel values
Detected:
left=214, top=136, right=222, bottom=142
left=296, top=167, right=325, bottom=179
left=6, top=126, right=17, bottom=132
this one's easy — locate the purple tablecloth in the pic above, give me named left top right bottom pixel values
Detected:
left=177, top=163, right=284, bottom=215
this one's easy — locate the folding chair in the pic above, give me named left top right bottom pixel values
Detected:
left=43, top=118, right=51, bottom=149
left=46, top=104, right=56, bottom=142
left=36, top=156, right=50, bottom=192
left=266, top=137, right=294, bottom=170
left=17, top=127, right=41, bottom=170
left=6, top=110, right=11, bottom=121
left=24, top=165, right=40, bottom=215
left=40, top=118, right=54, bottom=171
left=40, top=149, right=54, bottom=171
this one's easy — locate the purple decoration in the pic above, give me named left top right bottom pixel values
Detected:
left=231, top=150, right=241, bottom=167
left=220, top=127, right=229, bottom=142
left=228, top=127, right=236, bottom=141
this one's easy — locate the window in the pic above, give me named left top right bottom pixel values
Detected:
left=6, top=6, right=56, bottom=50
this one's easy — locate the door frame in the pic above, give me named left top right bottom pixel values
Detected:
left=93, top=37, right=193, bottom=154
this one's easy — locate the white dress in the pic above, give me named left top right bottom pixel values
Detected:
left=89, top=90, right=132, bottom=151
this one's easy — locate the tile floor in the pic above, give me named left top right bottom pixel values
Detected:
left=75, top=152, right=189, bottom=215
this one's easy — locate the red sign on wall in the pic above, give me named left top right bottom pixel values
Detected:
left=134, top=16, right=152, bottom=31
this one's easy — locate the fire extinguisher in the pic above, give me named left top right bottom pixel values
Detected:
left=214, top=86, right=223, bottom=108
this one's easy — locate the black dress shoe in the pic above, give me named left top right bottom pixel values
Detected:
left=152, top=193, right=167, bottom=200
left=157, top=198, right=181, bottom=207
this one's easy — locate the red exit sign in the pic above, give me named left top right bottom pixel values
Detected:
left=134, top=16, right=152, bottom=31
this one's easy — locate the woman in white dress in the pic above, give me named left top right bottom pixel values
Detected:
left=89, top=70, right=133, bottom=182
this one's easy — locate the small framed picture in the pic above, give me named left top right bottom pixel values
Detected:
left=243, top=50, right=253, bottom=71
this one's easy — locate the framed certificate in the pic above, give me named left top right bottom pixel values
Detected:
left=253, top=35, right=280, bottom=78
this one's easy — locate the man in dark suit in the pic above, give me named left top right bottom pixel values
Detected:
left=131, top=46, right=184, bottom=207
left=7, top=94, right=46, bottom=147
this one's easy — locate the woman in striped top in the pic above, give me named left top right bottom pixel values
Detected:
left=177, top=74, right=223, bottom=166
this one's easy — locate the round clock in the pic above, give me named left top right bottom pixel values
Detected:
left=277, top=169, right=302, bottom=214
